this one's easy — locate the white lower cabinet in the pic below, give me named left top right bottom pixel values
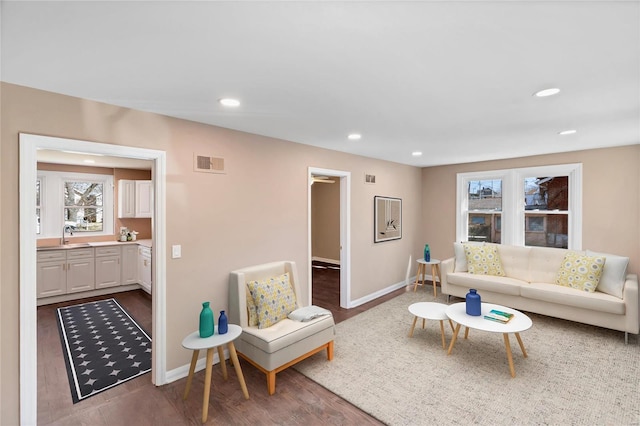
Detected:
left=95, top=246, right=122, bottom=289
left=37, top=248, right=95, bottom=297
left=138, top=246, right=152, bottom=294
left=37, top=242, right=152, bottom=301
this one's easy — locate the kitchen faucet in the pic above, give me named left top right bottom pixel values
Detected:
left=61, top=225, right=73, bottom=245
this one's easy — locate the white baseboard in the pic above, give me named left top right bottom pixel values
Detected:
left=312, top=256, right=340, bottom=265
left=349, top=277, right=413, bottom=308
left=165, top=348, right=228, bottom=384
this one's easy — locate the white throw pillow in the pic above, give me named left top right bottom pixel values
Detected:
left=586, top=250, right=629, bottom=299
left=453, top=241, right=483, bottom=272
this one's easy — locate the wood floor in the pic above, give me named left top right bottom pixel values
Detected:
left=37, top=269, right=414, bottom=425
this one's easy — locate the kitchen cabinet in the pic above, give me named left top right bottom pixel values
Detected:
left=95, top=246, right=122, bottom=289
left=37, top=248, right=95, bottom=297
left=138, top=246, right=152, bottom=294
left=121, top=244, right=139, bottom=285
left=118, top=179, right=153, bottom=218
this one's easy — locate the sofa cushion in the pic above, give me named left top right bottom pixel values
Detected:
left=241, top=315, right=335, bottom=353
left=522, top=282, right=625, bottom=315
left=529, top=246, right=578, bottom=284
left=453, top=241, right=483, bottom=272
left=247, top=272, right=297, bottom=329
left=464, top=244, right=505, bottom=276
left=555, top=252, right=606, bottom=292
left=245, top=287, right=259, bottom=327
left=587, top=250, right=629, bottom=299
left=495, top=244, right=531, bottom=282
left=446, top=272, right=523, bottom=296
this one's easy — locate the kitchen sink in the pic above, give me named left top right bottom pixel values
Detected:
left=37, top=243, right=92, bottom=251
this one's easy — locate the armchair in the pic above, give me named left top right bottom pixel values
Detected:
left=229, top=261, right=335, bottom=395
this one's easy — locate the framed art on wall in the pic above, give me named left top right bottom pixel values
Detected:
left=374, top=196, right=402, bottom=243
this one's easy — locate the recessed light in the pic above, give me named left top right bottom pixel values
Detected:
left=83, top=159, right=96, bottom=164
left=412, top=151, right=423, bottom=157
left=219, top=98, right=240, bottom=107
left=347, top=133, right=362, bottom=140
left=534, top=88, right=560, bottom=97
left=559, top=129, right=577, bottom=135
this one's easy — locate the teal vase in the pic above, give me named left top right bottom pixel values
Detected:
left=199, top=302, right=214, bottom=338
left=424, top=244, right=431, bottom=262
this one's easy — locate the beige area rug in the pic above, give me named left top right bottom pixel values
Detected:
left=294, top=290, right=640, bottom=425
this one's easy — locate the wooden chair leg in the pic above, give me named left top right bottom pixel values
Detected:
left=267, top=371, right=277, bottom=395
left=326, top=340, right=334, bottom=360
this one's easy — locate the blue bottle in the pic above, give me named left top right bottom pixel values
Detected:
left=218, top=310, right=228, bottom=335
left=199, top=302, right=214, bottom=338
left=424, top=244, right=431, bottom=262
left=466, top=289, right=481, bottom=316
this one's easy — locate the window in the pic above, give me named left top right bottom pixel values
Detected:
left=37, top=171, right=114, bottom=239
left=457, top=164, right=582, bottom=249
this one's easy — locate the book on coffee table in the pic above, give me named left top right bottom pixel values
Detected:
left=483, top=309, right=514, bottom=324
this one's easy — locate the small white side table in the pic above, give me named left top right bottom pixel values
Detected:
left=413, top=258, right=442, bottom=296
left=408, top=302, right=455, bottom=349
left=182, top=324, right=249, bottom=423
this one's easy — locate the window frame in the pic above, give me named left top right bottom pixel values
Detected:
left=457, top=163, right=582, bottom=249
left=37, top=170, right=114, bottom=239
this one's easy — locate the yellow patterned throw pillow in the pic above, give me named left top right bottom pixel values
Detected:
left=463, top=244, right=505, bottom=276
left=247, top=272, right=297, bottom=329
left=555, top=252, right=606, bottom=292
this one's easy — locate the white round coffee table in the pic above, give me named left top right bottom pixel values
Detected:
left=445, top=302, right=532, bottom=377
left=408, top=302, right=455, bottom=349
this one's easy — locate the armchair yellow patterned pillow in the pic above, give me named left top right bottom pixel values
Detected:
left=555, top=252, right=606, bottom=292
left=247, top=272, right=297, bottom=329
left=463, top=244, right=505, bottom=276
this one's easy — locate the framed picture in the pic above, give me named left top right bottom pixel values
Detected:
left=374, top=196, right=402, bottom=243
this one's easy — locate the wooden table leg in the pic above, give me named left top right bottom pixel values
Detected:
left=202, top=348, right=214, bottom=423
left=515, top=332, right=528, bottom=358
left=447, top=323, right=461, bottom=355
left=503, top=333, right=516, bottom=378
left=448, top=319, right=455, bottom=332
left=217, top=346, right=228, bottom=380
left=464, top=326, right=470, bottom=339
left=183, top=349, right=199, bottom=400
left=431, top=264, right=438, bottom=297
left=228, top=341, right=250, bottom=399
left=439, top=320, right=446, bottom=349
left=413, top=264, right=424, bottom=292
left=408, top=316, right=418, bottom=337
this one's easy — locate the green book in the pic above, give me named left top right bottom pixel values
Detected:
left=483, top=309, right=514, bottom=323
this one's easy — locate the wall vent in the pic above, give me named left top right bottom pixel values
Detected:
left=194, top=154, right=225, bottom=174
left=365, top=173, right=376, bottom=184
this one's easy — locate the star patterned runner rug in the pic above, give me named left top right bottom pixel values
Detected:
left=56, top=298, right=152, bottom=403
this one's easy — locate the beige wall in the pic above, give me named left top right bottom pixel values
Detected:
left=0, top=82, right=423, bottom=423
left=311, top=181, right=340, bottom=261
left=421, top=145, right=640, bottom=275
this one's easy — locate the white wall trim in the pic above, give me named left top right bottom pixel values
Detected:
left=19, top=133, right=167, bottom=425
left=308, top=167, right=351, bottom=308
left=349, top=279, right=410, bottom=308
left=311, top=256, right=340, bottom=265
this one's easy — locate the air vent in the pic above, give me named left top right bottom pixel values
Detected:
left=194, top=154, right=225, bottom=174
left=365, top=173, right=376, bottom=184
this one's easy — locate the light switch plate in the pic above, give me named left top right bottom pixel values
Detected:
left=172, top=245, right=181, bottom=259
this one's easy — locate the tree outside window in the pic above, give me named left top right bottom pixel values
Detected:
left=64, top=181, right=104, bottom=232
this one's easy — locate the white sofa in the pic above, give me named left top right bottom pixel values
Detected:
left=441, top=243, right=639, bottom=343
left=228, top=261, right=335, bottom=395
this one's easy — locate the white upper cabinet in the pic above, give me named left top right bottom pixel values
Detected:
left=118, top=179, right=153, bottom=218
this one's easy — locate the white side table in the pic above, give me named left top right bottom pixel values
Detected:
left=413, top=258, right=442, bottom=296
left=408, top=302, right=455, bottom=349
left=182, top=324, right=249, bottom=423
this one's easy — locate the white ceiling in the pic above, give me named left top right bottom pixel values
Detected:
left=2, top=1, right=639, bottom=167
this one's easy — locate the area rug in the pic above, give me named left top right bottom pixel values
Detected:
left=56, top=298, right=152, bottom=403
left=294, top=290, right=640, bottom=425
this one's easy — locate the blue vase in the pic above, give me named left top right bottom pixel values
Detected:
left=199, top=302, right=214, bottom=338
left=218, top=310, right=228, bottom=335
left=424, top=244, right=431, bottom=262
left=466, top=289, right=481, bottom=316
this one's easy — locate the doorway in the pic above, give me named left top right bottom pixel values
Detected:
left=307, top=167, right=351, bottom=309
left=19, top=133, right=167, bottom=424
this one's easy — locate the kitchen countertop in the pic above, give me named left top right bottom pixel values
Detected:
left=37, top=239, right=152, bottom=251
